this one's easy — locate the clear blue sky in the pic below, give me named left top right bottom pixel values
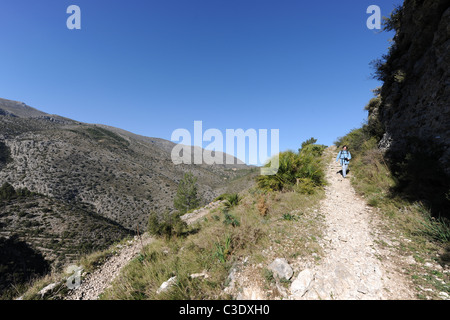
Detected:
left=0, top=0, right=402, bottom=164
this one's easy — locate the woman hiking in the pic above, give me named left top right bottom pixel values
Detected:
left=336, top=145, right=351, bottom=178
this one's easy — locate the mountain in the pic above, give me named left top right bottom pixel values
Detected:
left=0, top=98, right=257, bottom=268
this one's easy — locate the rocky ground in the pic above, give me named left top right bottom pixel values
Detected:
left=228, top=147, right=421, bottom=300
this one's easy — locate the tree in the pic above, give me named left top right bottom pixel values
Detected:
left=0, top=141, right=11, bottom=168
left=173, top=172, right=200, bottom=214
left=0, top=182, right=16, bottom=201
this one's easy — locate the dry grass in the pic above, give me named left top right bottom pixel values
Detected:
left=256, top=195, right=269, bottom=217
left=100, top=185, right=326, bottom=300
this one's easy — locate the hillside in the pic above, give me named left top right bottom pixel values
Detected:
left=0, top=183, right=131, bottom=268
left=0, top=98, right=255, bottom=230
left=0, top=97, right=256, bottom=297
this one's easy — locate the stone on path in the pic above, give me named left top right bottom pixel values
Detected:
left=268, top=258, right=293, bottom=280
left=290, top=269, right=314, bottom=298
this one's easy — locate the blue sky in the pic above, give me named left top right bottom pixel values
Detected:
left=0, top=0, right=402, bottom=164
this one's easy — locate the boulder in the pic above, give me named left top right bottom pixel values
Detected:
left=290, top=269, right=314, bottom=297
left=268, top=258, right=293, bottom=280
left=39, top=282, right=60, bottom=298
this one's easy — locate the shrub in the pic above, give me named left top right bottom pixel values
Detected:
left=0, top=141, right=12, bottom=168
left=0, top=183, right=34, bottom=201
left=0, top=182, right=16, bottom=200
left=147, top=211, right=187, bottom=239
left=334, top=127, right=371, bottom=154
left=300, top=137, right=317, bottom=150
left=213, top=235, right=233, bottom=263
left=282, top=213, right=299, bottom=221
left=418, top=215, right=450, bottom=243
left=257, top=139, right=326, bottom=193
left=215, top=193, right=240, bottom=207
left=222, top=193, right=240, bottom=209
left=214, top=193, right=230, bottom=201
left=256, top=196, right=269, bottom=216
left=382, top=5, right=403, bottom=33
left=295, top=178, right=316, bottom=195
left=222, top=211, right=240, bottom=227
left=17, top=211, right=28, bottom=218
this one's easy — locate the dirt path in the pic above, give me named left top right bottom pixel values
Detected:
left=290, top=146, right=415, bottom=299
left=180, top=200, right=226, bottom=225
left=66, top=233, right=153, bottom=300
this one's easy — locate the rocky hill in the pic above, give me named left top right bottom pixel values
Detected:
left=367, top=0, right=449, bottom=217
left=0, top=98, right=256, bottom=271
left=374, top=0, right=449, bottom=175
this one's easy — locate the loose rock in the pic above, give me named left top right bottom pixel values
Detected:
left=268, top=258, right=293, bottom=280
left=157, top=276, right=177, bottom=294
left=290, top=269, right=314, bottom=298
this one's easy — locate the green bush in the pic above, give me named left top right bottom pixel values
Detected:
left=257, top=139, right=326, bottom=193
left=294, top=178, right=316, bottom=195
left=300, top=143, right=327, bottom=157
left=334, top=127, right=370, bottom=154
left=222, top=211, right=240, bottom=227
left=0, top=183, right=34, bottom=201
left=213, top=234, right=233, bottom=263
left=300, top=137, right=318, bottom=150
left=216, top=193, right=240, bottom=209
left=0, top=182, right=16, bottom=200
left=147, top=211, right=187, bottom=239
left=418, top=215, right=450, bottom=243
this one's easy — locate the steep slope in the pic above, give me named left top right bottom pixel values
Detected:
left=0, top=185, right=131, bottom=269
left=0, top=98, right=255, bottom=232
left=0, top=97, right=256, bottom=293
left=375, top=0, right=449, bottom=174
left=368, top=0, right=450, bottom=217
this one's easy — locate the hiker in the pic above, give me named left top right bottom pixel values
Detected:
left=336, top=145, right=351, bottom=178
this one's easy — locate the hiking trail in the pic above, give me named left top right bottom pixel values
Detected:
left=66, top=233, right=153, bottom=300
left=287, top=146, right=415, bottom=299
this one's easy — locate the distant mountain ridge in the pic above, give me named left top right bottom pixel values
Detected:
left=0, top=98, right=48, bottom=118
